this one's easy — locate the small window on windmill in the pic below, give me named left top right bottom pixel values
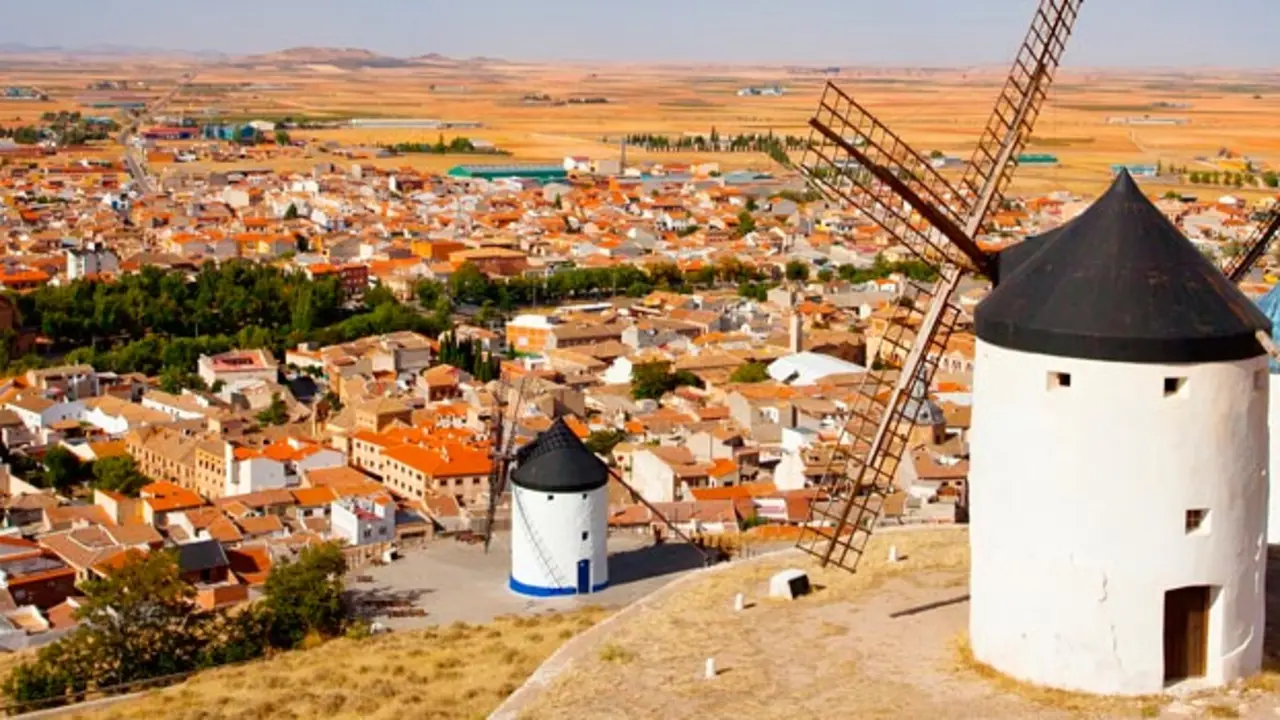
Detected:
left=1047, top=371, right=1071, bottom=390
left=1185, top=509, right=1209, bottom=535
left=1164, top=377, right=1188, bottom=398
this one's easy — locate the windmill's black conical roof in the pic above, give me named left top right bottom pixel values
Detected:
left=511, top=418, right=609, bottom=492
left=991, top=223, right=1066, bottom=285
left=976, top=171, right=1270, bottom=363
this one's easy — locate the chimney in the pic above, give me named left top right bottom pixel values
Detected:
left=789, top=312, right=803, bottom=354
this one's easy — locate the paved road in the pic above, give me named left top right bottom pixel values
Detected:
left=346, top=532, right=710, bottom=629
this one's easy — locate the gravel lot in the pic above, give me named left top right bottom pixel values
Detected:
left=345, top=531, right=711, bottom=629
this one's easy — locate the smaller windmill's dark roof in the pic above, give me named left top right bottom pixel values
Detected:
left=976, top=171, right=1270, bottom=364
left=511, top=418, right=608, bottom=493
left=176, top=539, right=230, bottom=574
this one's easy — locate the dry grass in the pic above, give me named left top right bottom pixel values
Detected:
left=949, top=633, right=1162, bottom=716
left=67, top=608, right=610, bottom=720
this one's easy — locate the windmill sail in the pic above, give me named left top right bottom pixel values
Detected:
left=794, top=0, right=1084, bottom=573
left=1224, top=207, right=1280, bottom=284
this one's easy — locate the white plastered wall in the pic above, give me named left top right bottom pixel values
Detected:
left=969, top=339, right=1267, bottom=695
left=510, top=484, right=609, bottom=594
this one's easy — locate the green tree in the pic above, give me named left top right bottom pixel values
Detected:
left=630, top=362, right=701, bottom=400
left=256, top=394, right=289, bottom=426
left=736, top=209, right=757, bottom=236
left=261, top=542, right=348, bottom=648
left=817, top=267, right=834, bottom=283
left=284, top=203, right=300, bottom=220
left=730, top=362, right=771, bottom=384
left=1263, top=171, right=1279, bottom=189
left=584, top=429, right=627, bottom=456
left=290, top=283, right=316, bottom=334
left=362, top=283, right=397, bottom=310
left=91, top=456, right=149, bottom=497
left=12, top=126, right=40, bottom=145
left=75, top=551, right=200, bottom=687
left=41, top=446, right=85, bottom=494
left=785, top=260, right=811, bottom=283
left=274, top=129, right=292, bottom=146
left=158, top=366, right=206, bottom=394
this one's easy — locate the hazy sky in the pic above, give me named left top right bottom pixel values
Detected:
left=1, top=0, right=1276, bottom=67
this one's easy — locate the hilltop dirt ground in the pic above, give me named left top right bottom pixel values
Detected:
left=2, top=59, right=1279, bottom=199
left=513, top=529, right=1280, bottom=720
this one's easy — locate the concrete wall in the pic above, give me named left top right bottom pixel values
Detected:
left=629, top=450, right=676, bottom=504
left=969, top=339, right=1268, bottom=695
left=510, top=484, right=608, bottom=596
left=227, top=457, right=288, bottom=497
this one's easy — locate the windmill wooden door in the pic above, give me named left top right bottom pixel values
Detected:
left=1164, top=586, right=1210, bottom=683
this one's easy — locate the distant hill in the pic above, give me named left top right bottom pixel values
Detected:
left=233, top=46, right=413, bottom=69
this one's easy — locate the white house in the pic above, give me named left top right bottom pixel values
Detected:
left=197, top=349, right=279, bottom=392
left=331, top=493, right=396, bottom=546
left=563, top=156, right=592, bottom=173
left=65, top=243, right=119, bottom=281
left=225, top=438, right=345, bottom=497
left=6, top=396, right=82, bottom=432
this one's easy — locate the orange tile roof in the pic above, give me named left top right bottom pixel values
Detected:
left=292, top=487, right=338, bottom=506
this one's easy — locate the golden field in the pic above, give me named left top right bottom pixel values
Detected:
left=1, top=57, right=1279, bottom=198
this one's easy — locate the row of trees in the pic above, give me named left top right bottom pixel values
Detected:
left=29, top=450, right=151, bottom=497
left=425, top=259, right=773, bottom=313
left=620, top=130, right=806, bottom=154
left=1186, top=170, right=1280, bottom=189
left=4, top=544, right=349, bottom=706
left=382, top=136, right=485, bottom=154
left=8, top=262, right=447, bottom=382
left=422, top=252, right=938, bottom=329
left=436, top=332, right=501, bottom=383
left=0, top=126, right=41, bottom=144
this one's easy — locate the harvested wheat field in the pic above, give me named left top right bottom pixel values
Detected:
left=63, top=608, right=608, bottom=720
left=512, top=528, right=1280, bottom=720
left=5, top=55, right=1280, bottom=199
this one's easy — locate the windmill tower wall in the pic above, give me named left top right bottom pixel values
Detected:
left=509, top=484, right=609, bottom=596
left=969, top=340, right=1268, bottom=694
left=1270, top=374, right=1280, bottom=544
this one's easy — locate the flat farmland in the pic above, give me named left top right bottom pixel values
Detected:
left=3, top=57, right=1279, bottom=197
